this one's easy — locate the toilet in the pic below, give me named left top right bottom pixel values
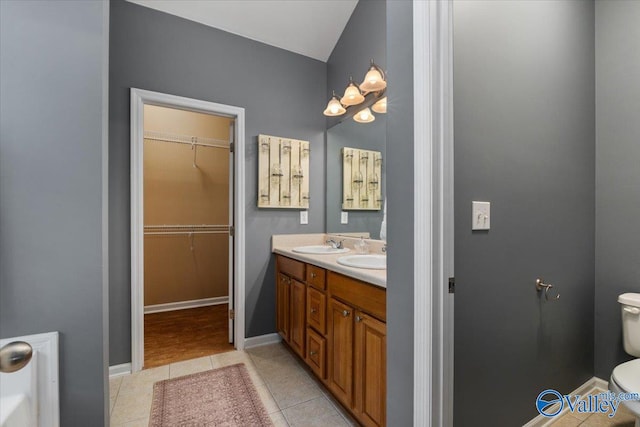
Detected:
left=609, top=293, right=640, bottom=427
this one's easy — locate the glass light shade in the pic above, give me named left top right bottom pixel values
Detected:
left=353, top=107, right=375, bottom=123
left=323, top=96, right=346, bottom=116
left=371, top=97, right=387, bottom=114
left=359, top=66, right=387, bottom=92
left=341, top=82, right=365, bottom=106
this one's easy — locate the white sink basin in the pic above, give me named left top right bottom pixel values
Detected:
left=292, top=245, right=350, bottom=255
left=337, top=254, right=386, bottom=270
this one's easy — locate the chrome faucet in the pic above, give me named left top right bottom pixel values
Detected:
left=326, top=239, right=344, bottom=249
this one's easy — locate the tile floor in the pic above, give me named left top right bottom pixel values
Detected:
left=111, top=349, right=639, bottom=427
left=549, top=388, right=637, bottom=427
left=109, top=342, right=356, bottom=427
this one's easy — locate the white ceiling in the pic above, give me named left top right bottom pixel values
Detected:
left=126, top=0, right=359, bottom=62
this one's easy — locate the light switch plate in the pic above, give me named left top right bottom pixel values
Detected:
left=300, top=210, right=308, bottom=225
left=472, top=201, right=490, bottom=230
left=341, top=211, right=349, bottom=224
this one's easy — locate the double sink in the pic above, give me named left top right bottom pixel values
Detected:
left=292, top=245, right=386, bottom=270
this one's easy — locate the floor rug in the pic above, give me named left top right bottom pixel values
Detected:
left=149, top=363, right=273, bottom=426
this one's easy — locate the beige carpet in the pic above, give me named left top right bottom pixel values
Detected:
left=149, top=363, right=273, bottom=427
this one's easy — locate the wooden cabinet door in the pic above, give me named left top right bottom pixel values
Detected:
left=328, top=298, right=354, bottom=408
left=276, top=273, right=290, bottom=342
left=354, top=311, right=386, bottom=427
left=289, top=279, right=306, bottom=357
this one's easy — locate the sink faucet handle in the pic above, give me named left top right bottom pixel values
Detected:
left=325, top=238, right=344, bottom=249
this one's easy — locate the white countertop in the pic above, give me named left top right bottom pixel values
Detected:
left=272, top=234, right=387, bottom=289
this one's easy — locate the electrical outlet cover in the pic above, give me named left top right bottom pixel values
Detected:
left=341, top=211, right=349, bottom=224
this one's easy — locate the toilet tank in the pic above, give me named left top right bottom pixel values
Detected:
left=620, top=293, right=640, bottom=357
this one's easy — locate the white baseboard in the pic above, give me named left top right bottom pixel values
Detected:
left=244, top=333, right=281, bottom=349
left=523, top=377, right=609, bottom=427
left=592, top=377, right=609, bottom=391
left=109, top=334, right=278, bottom=377
left=144, top=296, right=229, bottom=314
left=109, top=363, right=132, bottom=379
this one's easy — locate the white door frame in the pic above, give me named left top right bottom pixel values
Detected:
left=130, top=88, right=246, bottom=372
left=413, top=1, right=455, bottom=426
left=228, top=120, right=235, bottom=343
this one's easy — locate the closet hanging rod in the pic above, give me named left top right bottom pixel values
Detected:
left=144, top=231, right=228, bottom=235
left=143, top=131, right=229, bottom=149
left=144, top=224, right=230, bottom=229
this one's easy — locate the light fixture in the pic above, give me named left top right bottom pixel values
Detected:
left=359, top=60, right=387, bottom=93
left=371, top=96, right=387, bottom=114
left=323, top=91, right=346, bottom=116
left=341, top=77, right=365, bottom=106
left=353, top=107, right=375, bottom=123
left=323, top=60, right=387, bottom=122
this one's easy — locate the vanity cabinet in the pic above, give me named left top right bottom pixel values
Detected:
left=275, top=255, right=386, bottom=427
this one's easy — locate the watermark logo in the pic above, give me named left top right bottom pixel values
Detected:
left=536, top=389, right=640, bottom=418
left=536, top=389, right=564, bottom=417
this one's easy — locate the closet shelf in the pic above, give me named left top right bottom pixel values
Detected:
left=144, top=224, right=230, bottom=235
left=144, top=131, right=229, bottom=149
left=144, top=224, right=229, bottom=229
left=144, top=231, right=228, bottom=235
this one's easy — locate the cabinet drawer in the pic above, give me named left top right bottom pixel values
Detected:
left=305, top=328, right=326, bottom=379
left=306, top=265, right=326, bottom=290
left=307, top=286, right=326, bottom=335
left=328, top=271, right=386, bottom=322
left=277, top=255, right=306, bottom=282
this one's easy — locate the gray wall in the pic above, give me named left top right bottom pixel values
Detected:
left=453, top=1, right=595, bottom=425
left=0, top=1, right=108, bottom=425
left=385, top=1, right=414, bottom=425
left=326, top=117, right=386, bottom=237
left=326, top=0, right=386, bottom=131
left=109, top=0, right=327, bottom=364
left=594, top=0, right=640, bottom=379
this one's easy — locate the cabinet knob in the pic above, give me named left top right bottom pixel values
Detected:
left=309, top=351, right=317, bottom=356
left=310, top=308, right=317, bottom=314
left=311, top=272, right=316, bottom=278
left=342, top=310, right=350, bottom=317
left=356, top=315, right=363, bottom=323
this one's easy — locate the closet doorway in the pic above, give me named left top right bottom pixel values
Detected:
left=130, top=89, right=246, bottom=372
